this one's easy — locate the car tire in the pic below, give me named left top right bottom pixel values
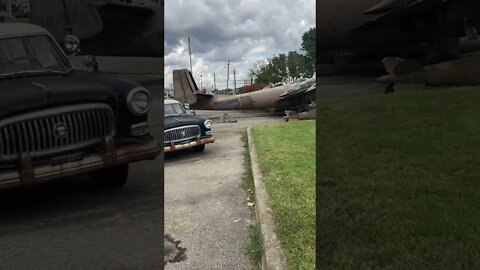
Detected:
left=90, top=164, right=129, bottom=189
left=192, top=144, right=205, bottom=153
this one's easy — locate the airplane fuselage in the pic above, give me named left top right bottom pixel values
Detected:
left=191, top=86, right=295, bottom=111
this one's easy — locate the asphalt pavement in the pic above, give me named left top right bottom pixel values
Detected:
left=0, top=98, right=165, bottom=270
left=164, top=110, right=282, bottom=270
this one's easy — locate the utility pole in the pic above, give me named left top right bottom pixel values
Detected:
left=213, top=73, right=216, bottom=93
left=200, top=74, right=203, bottom=90
left=226, top=60, right=230, bottom=94
left=6, top=0, right=12, bottom=17
left=188, top=37, right=193, bottom=76
left=233, top=68, right=236, bottom=95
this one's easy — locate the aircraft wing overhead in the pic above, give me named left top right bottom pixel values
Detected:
left=364, top=0, right=415, bottom=15
left=354, top=0, right=447, bottom=31
left=279, top=78, right=316, bottom=100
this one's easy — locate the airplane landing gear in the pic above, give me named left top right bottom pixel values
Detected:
left=385, top=83, right=395, bottom=94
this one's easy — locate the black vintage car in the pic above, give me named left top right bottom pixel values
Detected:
left=164, top=99, right=215, bottom=153
left=0, top=23, right=161, bottom=189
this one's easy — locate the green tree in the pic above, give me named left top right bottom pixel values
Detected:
left=249, top=61, right=268, bottom=83
left=249, top=28, right=316, bottom=83
left=287, top=51, right=302, bottom=80
left=270, top=53, right=287, bottom=83
left=301, top=27, right=315, bottom=61
left=301, top=27, right=316, bottom=77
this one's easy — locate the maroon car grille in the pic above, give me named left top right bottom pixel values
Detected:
left=0, top=103, right=115, bottom=162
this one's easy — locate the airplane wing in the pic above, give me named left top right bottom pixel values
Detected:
left=353, top=0, right=449, bottom=31
left=364, top=0, right=416, bottom=15
left=279, top=77, right=316, bottom=100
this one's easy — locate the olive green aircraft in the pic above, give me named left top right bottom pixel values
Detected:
left=173, top=70, right=316, bottom=113
left=318, top=0, right=480, bottom=68
left=28, top=0, right=163, bottom=57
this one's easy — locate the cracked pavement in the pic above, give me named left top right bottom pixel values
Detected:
left=164, top=110, right=281, bottom=270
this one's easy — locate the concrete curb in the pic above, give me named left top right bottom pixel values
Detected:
left=247, top=127, right=288, bottom=270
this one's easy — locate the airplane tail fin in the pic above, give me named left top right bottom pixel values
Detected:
left=382, top=57, right=423, bottom=75
left=173, top=69, right=199, bottom=105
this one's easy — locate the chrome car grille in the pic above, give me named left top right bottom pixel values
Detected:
left=164, top=125, right=200, bottom=144
left=0, top=103, right=115, bottom=162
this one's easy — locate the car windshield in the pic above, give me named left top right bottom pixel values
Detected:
left=164, top=103, right=187, bottom=116
left=0, top=35, right=72, bottom=77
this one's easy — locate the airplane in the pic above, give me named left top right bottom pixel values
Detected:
left=318, top=0, right=480, bottom=70
left=376, top=55, right=480, bottom=88
left=26, top=0, right=163, bottom=57
left=173, top=69, right=316, bottom=113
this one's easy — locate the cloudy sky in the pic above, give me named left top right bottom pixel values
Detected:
left=164, top=0, right=315, bottom=90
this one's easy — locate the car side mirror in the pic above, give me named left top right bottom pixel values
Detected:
left=64, top=35, right=81, bottom=56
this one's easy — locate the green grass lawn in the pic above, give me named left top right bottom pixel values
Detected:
left=252, top=121, right=316, bottom=270
left=319, top=87, right=480, bottom=269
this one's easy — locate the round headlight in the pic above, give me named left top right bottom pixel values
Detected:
left=204, top=120, right=212, bottom=129
left=127, top=87, right=152, bottom=115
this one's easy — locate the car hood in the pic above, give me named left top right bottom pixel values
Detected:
left=0, top=71, right=137, bottom=118
left=164, top=114, right=209, bottom=130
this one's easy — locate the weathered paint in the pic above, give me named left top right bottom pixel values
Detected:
left=173, top=69, right=315, bottom=112
left=377, top=55, right=480, bottom=86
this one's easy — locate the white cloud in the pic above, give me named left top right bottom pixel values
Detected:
left=165, top=0, right=315, bottom=89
